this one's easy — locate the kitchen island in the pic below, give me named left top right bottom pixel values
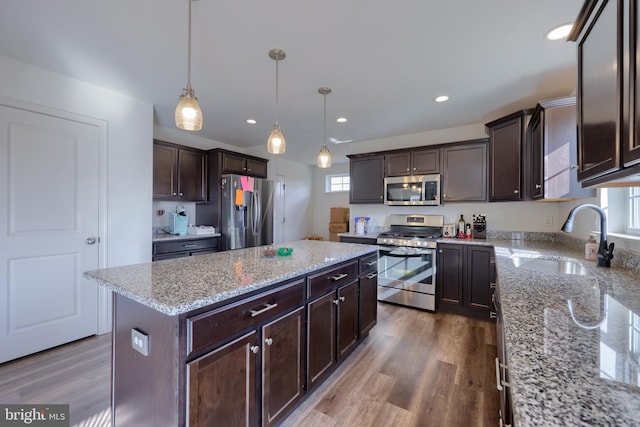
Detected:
left=85, top=240, right=378, bottom=427
left=487, top=239, right=640, bottom=426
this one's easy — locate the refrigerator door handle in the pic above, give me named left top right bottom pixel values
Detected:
left=252, top=191, right=261, bottom=237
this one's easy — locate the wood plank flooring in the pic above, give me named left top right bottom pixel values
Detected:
left=0, top=303, right=499, bottom=427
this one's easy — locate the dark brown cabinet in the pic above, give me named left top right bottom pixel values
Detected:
left=187, top=331, right=258, bottom=427
left=358, top=253, right=378, bottom=338
left=261, top=307, right=305, bottom=427
left=218, top=150, right=268, bottom=178
left=570, top=0, right=640, bottom=186
left=153, top=140, right=207, bottom=202
left=385, top=148, right=439, bottom=177
left=526, top=97, right=596, bottom=200
left=437, top=243, right=495, bottom=319
left=441, top=140, right=488, bottom=202
left=486, top=111, right=530, bottom=201
left=152, top=236, right=219, bottom=261
left=306, top=260, right=360, bottom=389
left=348, top=155, right=384, bottom=204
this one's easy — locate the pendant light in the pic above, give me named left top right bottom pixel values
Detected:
left=317, top=87, right=332, bottom=168
left=267, top=49, right=286, bottom=154
left=175, top=0, right=203, bottom=131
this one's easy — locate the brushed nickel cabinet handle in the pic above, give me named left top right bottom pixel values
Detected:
left=265, top=338, right=273, bottom=346
left=249, top=302, right=278, bottom=317
left=330, top=273, right=348, bottom=281
left=250, top=345, right=259, bottom=354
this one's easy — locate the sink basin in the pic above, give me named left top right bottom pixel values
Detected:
left=511, top=257, right=589, bottom=276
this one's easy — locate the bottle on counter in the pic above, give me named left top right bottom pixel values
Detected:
left=457, top=215, right=466, bottom=238
left=585, top=234, right=598, bottom=261
left=465, top=223, right=472, bottom=238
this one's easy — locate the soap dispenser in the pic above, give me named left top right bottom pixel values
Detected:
left=585, top=234, right=598, bottom=261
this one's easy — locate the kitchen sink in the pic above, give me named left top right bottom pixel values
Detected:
left=511, top=257, right=590, bottom=276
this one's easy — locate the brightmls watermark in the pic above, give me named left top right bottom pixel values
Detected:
left=0, top=405, right=69, bottom=426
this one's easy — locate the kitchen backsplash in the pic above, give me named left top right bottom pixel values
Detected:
left=152, top=201, right=197, bottom=228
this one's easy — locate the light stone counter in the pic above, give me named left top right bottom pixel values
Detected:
left=85, top=240, right=377, bottom=316
left=486, top=239, right=640, bottom=426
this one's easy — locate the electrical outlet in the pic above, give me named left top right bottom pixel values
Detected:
left=131, top=328, right=149, bottom=356
left=544, top=216, right=553, bottom=227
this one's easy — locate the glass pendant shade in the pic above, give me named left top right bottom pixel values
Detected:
left=267, top=125, right=286, bottom=154
left=317, top=144, right=332, bottom=168
left=175, top=86, right=203, bottom=131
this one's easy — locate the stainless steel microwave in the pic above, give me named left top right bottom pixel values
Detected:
left=384, top=174, right=441, bottom=206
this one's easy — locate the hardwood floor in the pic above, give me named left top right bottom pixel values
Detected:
left=0, top=303, right=498, bottom=427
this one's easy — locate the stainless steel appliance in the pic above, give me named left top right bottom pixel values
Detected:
left=376, top=214, right=444, bottom=310
left=220, top=174, right=274, bottom=250
left=384, top=174, right=441, bottom=206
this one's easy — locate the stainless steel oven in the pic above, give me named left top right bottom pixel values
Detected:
left=377, top=245, right=436, bottom=310
left=376, top=214, right=443, bottom=311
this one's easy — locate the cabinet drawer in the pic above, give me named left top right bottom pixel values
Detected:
left=307, top=261, right=358, bottom=299
left=359, top=253, right=378, bottom=275
left=187, top=279, right=305, bottom=355
left=153, top=237, right=218, bottom=255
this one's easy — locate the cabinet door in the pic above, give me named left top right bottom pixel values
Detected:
left=246, top=158, right=268, bottom=178
left=178, top=148, right=207, bottom=201
left=359, top=271, right=377, bottom=338
left=441, top=141, right=488, bottom=202
left=349, top=155, right=384, bottom=203
left=221, top=152, right=247, bottom=174
left=385, top=152, right=411, bottom=177
left=337, top=281, right=359, bottom=360
left=576, top=0, right=621, bottom=181
left=262, top=307, right=305, bottom=427
left=307, top=292, right=336, bottom=389
left=153, top=143, right=178, bottom=199
left=437, top=244, right=464, bottom=311
left=528, top=108, right=544, bottom=200
left=412, top=148, right=440, bottom=174
left=489, top=117, right=523, bottom=201
left=187, top=331, right=258, bottom=427
left=465, top=245, right=493, bottom=314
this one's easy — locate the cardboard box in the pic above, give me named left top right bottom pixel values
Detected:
left=330, top=207, right=350, bottom=223
left=329, top=232, right=340, bottom=242
left=329, top=222, right=348, bottom=233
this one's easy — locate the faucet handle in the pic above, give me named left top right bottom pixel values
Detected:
left=598, top=242, right=615, bottom=267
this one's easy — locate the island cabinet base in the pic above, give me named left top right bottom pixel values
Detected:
left=110, top=252, right=378, bottom=427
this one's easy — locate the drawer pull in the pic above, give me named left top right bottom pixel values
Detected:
left=249, top=302, right=279, bottom=317
left=182, top=244, right=198, bottom=248
left=365, top=261, right=377, bottom=266
left=495, top=357, right=503, bottom=391
left=330, top=273, right=348, bottom=281
left=250, top=345, right=259, bottom=354
left=490, top=282, right=496, bottom=289
left=265, top=337, right=273, bottom=346
left=366, top=273, right=378, bottom=279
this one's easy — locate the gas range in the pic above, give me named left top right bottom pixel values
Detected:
left=376, top=214, right=444, bottom=249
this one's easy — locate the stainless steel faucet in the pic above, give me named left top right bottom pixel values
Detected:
left=561, top=204, right=614, bottom=267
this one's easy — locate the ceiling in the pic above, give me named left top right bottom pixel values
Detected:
left=0, top=0, right=582, bottom=165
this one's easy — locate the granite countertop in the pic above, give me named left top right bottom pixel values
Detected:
left=487, top=239, right=640, bottom=426
left=85, top=240, right=377, bottom=316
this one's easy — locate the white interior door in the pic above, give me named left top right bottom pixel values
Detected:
left=273, top=174, right=285, bottom=244
left=0, top=104, right=100, bottom=363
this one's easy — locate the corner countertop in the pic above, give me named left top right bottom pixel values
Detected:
left=487, top=239, right=640, bottom=426
left=85, top=240, right=377, bottom=316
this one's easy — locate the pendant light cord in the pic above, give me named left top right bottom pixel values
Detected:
left=275, top=57, right=279, bottom=126
left=323, top=92, right=327, bottom=147
left=187, top=0, right=192, bottom=91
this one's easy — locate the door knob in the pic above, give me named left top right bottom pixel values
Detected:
left=85, top=236, right=98, bottom=245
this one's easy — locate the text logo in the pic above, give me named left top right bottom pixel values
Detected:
left=0, top=405, right=69, bottom=426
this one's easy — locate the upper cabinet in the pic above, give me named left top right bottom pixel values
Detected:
left=486, top=111, right=531, bottom=201
left=348, top=154, right=384, bottom=204
left=526, top=97, right=596, bottom=200
left=384, top=148, right=440, bottom=177
left=441, top=139, right=488, bottom=202
left=216, top=150, right=268, bottom=179
left=153, top=140, right=207, bottom=202
left=569, top=0, right=640, bottom=186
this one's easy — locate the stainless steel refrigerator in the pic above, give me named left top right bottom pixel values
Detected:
left=220, top=174, right=274, bottom=250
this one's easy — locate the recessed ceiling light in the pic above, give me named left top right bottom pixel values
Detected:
left=545, top=23, right=573, bottom=41
left=434, top=95, right=449, bottom=103
left=336, top=117, right=348, bottom=123
left=245, top=119, right=257, bottom=124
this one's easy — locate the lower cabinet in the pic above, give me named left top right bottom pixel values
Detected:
left=307, top=280, right=359, bottom=389
left=437, top=243, right=495, bottom=319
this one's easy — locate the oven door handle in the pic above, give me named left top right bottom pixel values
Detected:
left=378, top=246, right=434, bottom=256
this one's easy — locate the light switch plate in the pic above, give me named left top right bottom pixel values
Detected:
left=131, top=328, right=149, bottom=356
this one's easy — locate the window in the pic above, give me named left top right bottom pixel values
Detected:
left=628, top=187, right=640, bottom=234
left=325, top=174, right=350, bottom=193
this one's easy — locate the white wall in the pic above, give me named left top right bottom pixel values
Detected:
left=0, top=54, right=153, bottom=269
